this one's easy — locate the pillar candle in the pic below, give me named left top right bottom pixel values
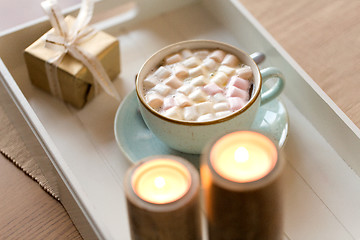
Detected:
left=124, top=155, right=202, bottom=240
left=201, top=131, right=284, bottom=240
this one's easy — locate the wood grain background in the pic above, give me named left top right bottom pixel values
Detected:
left=241, top=0, right=360, bottom=127
left=0, top=0, right=359, bottom=239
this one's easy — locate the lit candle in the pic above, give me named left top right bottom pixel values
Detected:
left=124, top=155, right=202, bottom=240
left=201, top=131, right=284, bottom=240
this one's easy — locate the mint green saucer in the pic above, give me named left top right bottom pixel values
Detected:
left=114, top=90, right=288, bottom=167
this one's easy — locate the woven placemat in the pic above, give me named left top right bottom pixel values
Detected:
left=0, top=105, right=59, bottom=200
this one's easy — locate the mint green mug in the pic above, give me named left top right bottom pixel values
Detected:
left=136, top=40, right=284, bottom=154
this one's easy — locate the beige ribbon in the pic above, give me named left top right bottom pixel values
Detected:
left=41, top=0, right=121, bottom=101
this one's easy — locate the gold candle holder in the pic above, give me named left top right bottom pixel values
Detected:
left=201, top=131, right=284, bottom=240
left=124, top=155, right=202, bottom=240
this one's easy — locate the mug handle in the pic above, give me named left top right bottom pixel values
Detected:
left=259, top=67, right=285, bottom=105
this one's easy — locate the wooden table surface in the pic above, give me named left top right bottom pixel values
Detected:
left=0, top=0, right=359, bottom=239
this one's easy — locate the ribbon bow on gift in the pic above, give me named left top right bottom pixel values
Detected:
left=41, top=0, right=120, bottom=101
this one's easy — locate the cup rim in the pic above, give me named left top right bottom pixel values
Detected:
left=135, top=39, right=262, bottom=126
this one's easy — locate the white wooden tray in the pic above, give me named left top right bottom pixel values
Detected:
left=1, top=0, right=360, bottom=239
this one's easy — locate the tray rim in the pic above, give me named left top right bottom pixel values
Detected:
left=1, top=0, right=360, bottom=239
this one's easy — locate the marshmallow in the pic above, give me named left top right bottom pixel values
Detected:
left=164, top=75, right=183, bottom=89
left=174, top=65, right=189, bottom=79
left=177, top=84, right=193, bottom=95
left=189, top=88, right=207, bottom=102
left=165, top=53, right=182, bottom=65
left=152, top=83, right=172, bottom=96
left=183, top=56, right=199, bottom=68
left=189, top=65, right=207, bottom=78
left=197, top=113, right=214, bottom=122
left=215, top=110, right=233, bottom=119
left=163, top=96, right=176, bottom=110
left=218, top=65, right=235, bottom=76
left=175, top=93, right=192, bottom=107
left=212, top=92, right=227, bottom=102
left=154, top=66, right=171, bottom=79
left=191, top=75, right=208, bottom=86
left=222, top=54, right=239, bottom=67
left=203, top=82, right=223, bottom=95
left=181, top=49, right=193, bottom=59
left=194, top=50, right=210, bottom=60
left=143, top=48, right=254, bottom=122
left=202, top=58, right=218, bottom=71
left=213, top=102, right=229, bottom=112
left=228, top=76, right=251, bottom=90
left=164, top=106, right=183, bottom=120
left=226, top=86, right=249, bottom=99
left=227, top=97, right=246, bottom=111
left=236, top=66, right=253, bottom=80
left=195, top=102, right=213, bottom=115
left=146, top=93, right=164, bottom=109
left=143, top=76, right=160, bottom=89
left=209, top=50, right=226, bottom=62
left=211, top=72, right=229, bottom=87
left=183, top=106, right=198, bottom=121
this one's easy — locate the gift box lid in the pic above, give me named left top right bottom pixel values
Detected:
left=24, top=15, right=119, bottom=85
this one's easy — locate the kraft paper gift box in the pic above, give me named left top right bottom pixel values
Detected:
left=24, top=16, right=120, bottom=108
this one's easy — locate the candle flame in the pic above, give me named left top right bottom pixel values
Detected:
left=234, top=146, right=249, bottom=163
left=154, top=176, right=166, bottom=189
